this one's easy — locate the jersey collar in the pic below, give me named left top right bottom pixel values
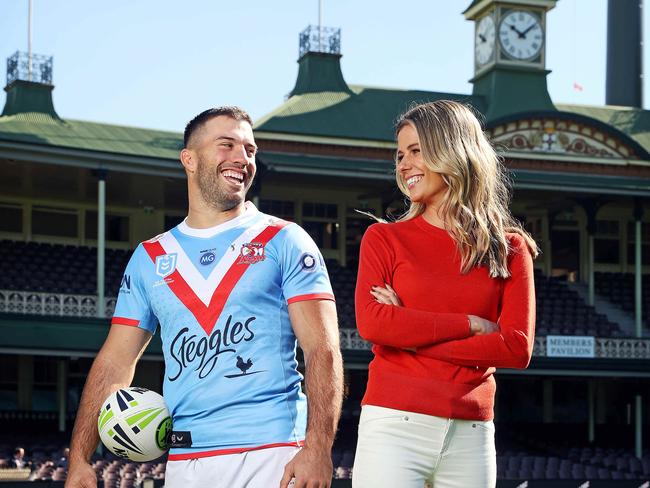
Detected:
left=177, top=201, right=259, bottom=238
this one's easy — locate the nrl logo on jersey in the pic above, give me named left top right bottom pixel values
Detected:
left=155, top=253, right=178, bottom=277
left=238, top=242, right=265, bottom=264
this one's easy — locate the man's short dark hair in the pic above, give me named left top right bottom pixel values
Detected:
left=183, top=106, right=253, bottom=148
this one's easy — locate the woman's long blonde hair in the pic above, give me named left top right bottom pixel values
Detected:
left=394, top=100, right=538, bottom=278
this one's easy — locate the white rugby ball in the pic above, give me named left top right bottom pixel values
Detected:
left=98, top=387, right=172, bottom=462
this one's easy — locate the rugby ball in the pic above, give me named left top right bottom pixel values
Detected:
left=98, top=387, right=172, bottom=462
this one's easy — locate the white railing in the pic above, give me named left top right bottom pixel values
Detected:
left=339, top=328, right=372, bottom=351
left=0, top=289, right=115, bottom=318
left=2, top=289, right=649, bottom=359
left=594, top=337, right=650, bottom=359
left=340, top=329, right=650, bottom=360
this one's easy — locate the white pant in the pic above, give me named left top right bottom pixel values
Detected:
left=352, top=405, right=496, bottom=488
left=164, top=446, right=300, bottom=488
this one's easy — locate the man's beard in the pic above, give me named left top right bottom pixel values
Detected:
left=196, top=157, right=250, bottom=212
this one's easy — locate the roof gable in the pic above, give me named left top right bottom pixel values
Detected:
left=488, top=111, right=649, bottom=161
left=557, top=104, right=650, bottom=159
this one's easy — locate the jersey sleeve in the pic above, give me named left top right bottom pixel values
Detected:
left=279, top=223, right=335, bottom=304
left=111, top=244, right=157, bottom=334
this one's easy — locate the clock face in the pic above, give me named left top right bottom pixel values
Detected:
left=498, top=10, right=543, bottom=61
left=475, top=14, right=496, bottom=66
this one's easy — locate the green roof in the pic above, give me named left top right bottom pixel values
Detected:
left=0, top=112, right=182, bottom=160
left=260, top=151, right=393, bottom=178
left=5, top=102, right=649, bottom=160
left=2, top=81, right=650, bottom=168
left=255, top=85, right=486, bottom=143
left=255, top=88, right=650, bottom=158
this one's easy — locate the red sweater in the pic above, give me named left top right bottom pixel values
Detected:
left=355, top=216, right=535, bottom=420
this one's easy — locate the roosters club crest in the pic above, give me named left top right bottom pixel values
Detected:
left=238, top=242, right=265, bottom=264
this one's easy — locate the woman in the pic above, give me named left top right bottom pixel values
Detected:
left=352, top=100, right=538, bottom=488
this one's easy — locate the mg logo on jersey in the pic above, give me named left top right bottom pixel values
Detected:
left=155, top=253, right=177, bottom=277
left=238, top=242, right=265, bottom=264
left=199, top=252, right=215, bottom=266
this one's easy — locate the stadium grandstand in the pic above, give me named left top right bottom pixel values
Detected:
left=0, top=0, right=649, bottom=486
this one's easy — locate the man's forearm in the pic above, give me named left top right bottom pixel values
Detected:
left=68, top=353, right=136, bottom=465
left=303, top=344, right=344, bottom=449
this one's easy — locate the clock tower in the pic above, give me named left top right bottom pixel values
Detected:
left=464, top=0, right=558, bottom=121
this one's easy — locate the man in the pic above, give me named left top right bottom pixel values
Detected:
left=66, top=107, right=343, bottom=488
left=56, top=447, right=70, bottom=469
left=11, top=447, right=29, bottom=469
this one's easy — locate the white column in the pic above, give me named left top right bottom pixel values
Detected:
left=97, top=174, right=106, bottom=318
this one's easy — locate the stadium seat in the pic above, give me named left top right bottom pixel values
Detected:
left=571, top=463, right=585, bottom=479
left=0, top=239, right=132, bottom=296
left=0, top=239, right=643, bottom=340
left=598, top=467, right=611, bottom=479
left=585, top=465, right=599, bottom=478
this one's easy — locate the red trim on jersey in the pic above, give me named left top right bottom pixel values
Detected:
left=167, top=440, right=305, bottom=461
left=142, top=221, right=290, bottom=336
left=111, top=317, right=140, bottom=327
left=287, top=292, right=335, bottom=304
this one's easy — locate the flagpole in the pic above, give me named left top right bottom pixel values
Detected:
left=318, top=0, right=323, bottom=51
left=28, top=0, right=33, bottom=81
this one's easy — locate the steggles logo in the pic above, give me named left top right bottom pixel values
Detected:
left=238, top=242, right=265, bottom=264
left=167, top=314, right=256, bottom=381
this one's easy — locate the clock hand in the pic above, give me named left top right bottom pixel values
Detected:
left=479, top=33, right=487, bottom=43
left=508, top=23, right=525, bottom=38
left=521, top=23, right=537, bottom=37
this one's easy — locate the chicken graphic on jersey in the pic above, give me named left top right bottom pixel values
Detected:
left=236, top=356, right=253, bottom=374
left=224, top=355, right=266, bottom=379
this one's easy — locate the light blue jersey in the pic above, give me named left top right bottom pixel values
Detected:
left=112, top=203, right=334, bottom=459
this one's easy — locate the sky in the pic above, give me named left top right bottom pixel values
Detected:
left=0, top=0, right=646, bottom=133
